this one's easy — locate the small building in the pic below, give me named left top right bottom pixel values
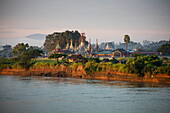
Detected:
left=132, top=52, right=159, bottom=56
left=90, top=48, right=131, bottom=58
left=3, top=45, right=12, bottom=51
left=112, top=48, right=130, bottom=57
left=0, top=45, right=12, bottom=57
left=90, top=50, right=113, bottom=59
left=100, top=58, right=119, bottom=64
left=67, top=54, right=87, bottom=63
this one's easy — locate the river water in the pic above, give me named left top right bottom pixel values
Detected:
left=0, top=75, right=170, bottom=113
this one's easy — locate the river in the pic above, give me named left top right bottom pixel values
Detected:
left=0, top=75, right=170, bottom=113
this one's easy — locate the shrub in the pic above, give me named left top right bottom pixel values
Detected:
left=118, top=64, right=127, bottom=73
left=142, top=64, right=156, bottom=77
left=84, top=61, right=98, bottom=74
left=0, top=57, right=14, bottom=70
left=69, top=62, right=83, bottom=70
left=33, top=62, right=50, bottom=69
left=88, top=57, right=100, bottom=63
left=112, top=63, right=123, bottom=72
left=126, top=55, right=163, bottom=77
left=157, top=66, right=170, bottom=75
left=132, top=53, right=144, bottom=57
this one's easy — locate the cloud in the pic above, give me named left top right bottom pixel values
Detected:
left=0, top=31, right=15, bottom=34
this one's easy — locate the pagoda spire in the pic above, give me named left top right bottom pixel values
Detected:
left=79, top=37, right=85, bottom=48
left=87, top=39, right=91, bottom=52
left=105, top=42, right=110, bottom=50
left=74, top=40, right=77, bottom=51
left=69, top=39, right=74, bottom=50
left=95, top=39, right=99, bottom=52
left=65, top=42, right=69, bottom=49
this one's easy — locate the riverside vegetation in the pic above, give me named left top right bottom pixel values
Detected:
left=0, top=55, right=170, bottom=83
left=0, top=43, right=170, bottom=83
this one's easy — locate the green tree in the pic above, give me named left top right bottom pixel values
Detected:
left=157, top=66, right=170, bottom=75
left=28, top=49, right=44, bottom=58
left=124, top=35, right=130, bottom=51
left=43, top=30, right=82, bottom=52
left=124, top=35, right=130, bottom=57
left=88, top=57, right=100, bottom=63
left=162, top=57, right=169, bottom=65
left=132, top=53, right=144, bottom=57
left=142, top=64, right=156, bottom=77
left=157, top=42, right=170, bottom=56
left=12, top=43, right=29, bottom=57
left=48, top=53, right=67, bottom=62
left=126, top=55, right=162, bottom=77
left=12, top=43, right=44, bottom=70
left=0, top=57, right=13, bottom=70
left=84, top=61, right=98, bottom=74
left=17, top=52, right=32, bottom=70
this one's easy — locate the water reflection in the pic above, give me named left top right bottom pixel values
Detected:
left=13, top=76, right=170, bottom=88
left=1, top=75, right=170, bottom=113
left=12, top=75, right=170, bottom=98
left=19, top=77, right=32, bottom=80
left=15, top=75, right=169, bottom=92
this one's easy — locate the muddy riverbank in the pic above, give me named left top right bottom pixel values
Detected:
left=0, top=68, right=170, bottom=84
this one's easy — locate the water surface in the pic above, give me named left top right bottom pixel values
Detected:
left=0, top=75, right=170, bottom=113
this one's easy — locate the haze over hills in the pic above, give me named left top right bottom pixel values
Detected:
left=26, top=34, right=46, bottom=40
left=0, top=0, right=169, bottom=47
left=0, top=34, right=46, bottom=47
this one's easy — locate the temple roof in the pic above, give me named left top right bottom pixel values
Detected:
left=96, top=51, right=112, bottom=55
left=56, top=45, right=61, bottom=49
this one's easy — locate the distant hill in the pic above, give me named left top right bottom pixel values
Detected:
left=143, top=40, right=168, bottom=51
left=26, top=34, right=46, bottom=40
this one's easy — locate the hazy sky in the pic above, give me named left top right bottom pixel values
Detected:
left=0, top=0, right=170, bottom=46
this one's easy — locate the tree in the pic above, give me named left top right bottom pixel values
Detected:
left=132, top=53, right=144, bottom=57
left=124, top=35, right=130, bottom=57
left=124, top=35, right=130, bottom=50
left=17, top=52, right=32, bottom=70
left=43, top=30, right=82, bottom=52
left=126, top=55, right=162, bottom=77
left=157, top=42, right=170, bottom=56
left=84, top=61, right=98, bottom=74
left=12, top=43, right=29, bottom=57
left=48, top=53, right=67, bottom=62
left=142, top=64, right=156, bottom=77
left=12, top=43, right=44, bottom=70
left=88, top=57, right=100, bottom=63
left=28, top=49, right=44, bottom=58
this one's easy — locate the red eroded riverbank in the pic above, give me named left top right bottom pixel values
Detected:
left=0, top=68, right=170, bottom=84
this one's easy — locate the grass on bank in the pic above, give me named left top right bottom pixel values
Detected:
left=0, top=56, right=170, bottom=77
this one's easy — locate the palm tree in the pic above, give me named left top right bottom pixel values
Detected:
left=124, top=35, right=130, bottom=57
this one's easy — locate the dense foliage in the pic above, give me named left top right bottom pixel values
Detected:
left=157, top=42, right=170, bottom=56
left=126, top=55, right=163, bottom=76
left=43, top=30, right=87, bottom=52
left=11, top=43, right=44, bottom=70
left=83, top=55, right=169, bottom=76
left=1, top=53, right=170, bottom=76
left=0, top=57, right=13, bottom=70
left=124, top=35, right=130, bottom=50
left=132, top=53, right=144, bottom=57
left=48, top=53, right=68, bottom=62
left=157, top=66, right=170, bottom=75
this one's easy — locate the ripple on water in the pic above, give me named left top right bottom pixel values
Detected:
left=0, top=75, right=170, bottom=113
